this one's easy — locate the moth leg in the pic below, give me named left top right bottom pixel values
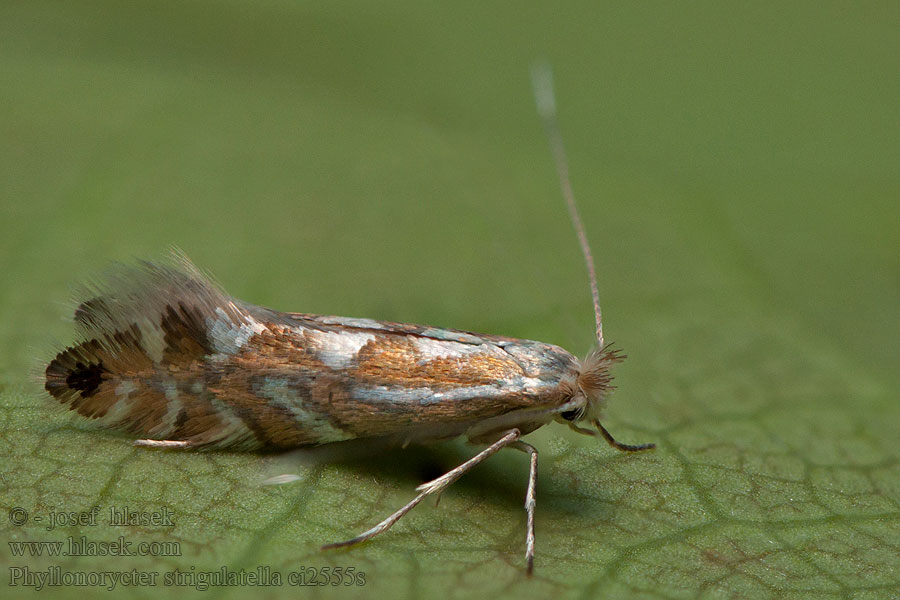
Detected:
left=569, top=420, right=656, bottom=453
left=511, top=440, right=538, bottom=576
left=592, top=420, right=655, bottom=452
left=133, top=439, right=193, bottom=449
left=321, top=429, right=521, bottom=551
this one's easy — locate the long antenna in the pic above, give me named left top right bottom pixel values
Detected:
left=530, top=62, right=604, bottom=349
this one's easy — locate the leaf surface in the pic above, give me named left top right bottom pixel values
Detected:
left=1, top=2, right=898, bottom=598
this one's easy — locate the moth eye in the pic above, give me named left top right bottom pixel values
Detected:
left=560, top=409, right=581, bottom=421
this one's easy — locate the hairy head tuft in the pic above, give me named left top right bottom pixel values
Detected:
left=574, top=346, right=625, bottom=421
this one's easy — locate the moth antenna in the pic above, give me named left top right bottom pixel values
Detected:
left=531, top=61, right=604, bottom=349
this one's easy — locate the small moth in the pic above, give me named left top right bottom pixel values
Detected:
left=43, top=64, right=653, bottom=575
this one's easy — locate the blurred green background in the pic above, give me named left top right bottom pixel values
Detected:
left=2, top=1, right=898, bottom=599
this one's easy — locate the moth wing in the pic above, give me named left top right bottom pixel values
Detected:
left=242, top=308, right=579, bottom=444
left=45, top=253, right=275, bottom=449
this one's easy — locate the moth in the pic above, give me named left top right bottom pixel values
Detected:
left=43, top=64, right=654, bottom=575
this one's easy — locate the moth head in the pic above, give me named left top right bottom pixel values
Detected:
left=555, top=346, right=624, bottom=426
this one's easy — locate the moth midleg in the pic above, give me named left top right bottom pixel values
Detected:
left=321, top=429, right=522, bottom=551
left=511, top=440, right=538, bottom=576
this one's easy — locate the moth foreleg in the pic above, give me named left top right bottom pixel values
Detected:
left=511, top=440, right=538, bottom=576
left=592, top=420, right=656, bottom=452
left=321, top=429, right=522, bottom=551
left=133, top=439, right=194, bottom=449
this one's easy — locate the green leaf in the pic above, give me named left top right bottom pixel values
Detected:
left=1, top=1, right=898, bottom=598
